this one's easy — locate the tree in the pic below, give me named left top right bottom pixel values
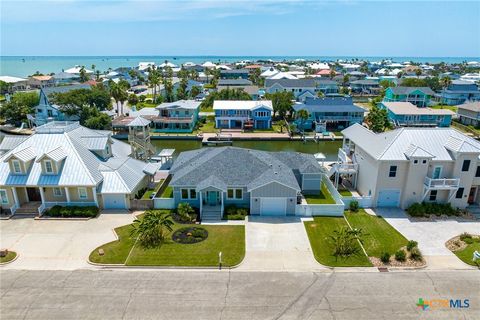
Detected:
left=342, top=74, right=350, bottom=87
left=249, top=68, right=263, bottom=86
left=84, top=110, right=112, bottom=130
left=127, top=93, right=138, bottom=107
left=415, top=69, right=422, bottom=77
left=95, top=70, right=101, bottom=81
left=0, top=91, right=40, bottom=125
left=190, top=86, right=201, bottom=99
left=147, top=66, right=161, bottom=103
left=176, top=68, right=189, bottom=100
left=109, top=80, right=129, bottom=115
left=176, top=203, right=195, bottom=223
left=296, top=109, right=309, bottom=134
left=132, top=210, right=174, bottom=247
left=79, top=66, right=88, bottom=83
left=317, top=91, right=325, bottom=98
left=0, top=80, right=12, bottom=94
left=366, top=104, right=391, bottom=133
left=162, top=67, right=175, bottom=102
left=329, top=227, right=365, bottom=260
left=329, top=69, right=336, bottom=79
left=265, top=91, right=295, bottom=119
left=200, top=88, right=252, bottom=110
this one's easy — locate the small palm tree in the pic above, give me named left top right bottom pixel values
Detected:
left=440, top=76, right=452, bottom=104
left=296, top=109, right=309, bottom=134
left=132, top=210, right=174, bottom=247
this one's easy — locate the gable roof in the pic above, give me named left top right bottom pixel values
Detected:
left=381, top=102, right=455, bottom=115
left=389, top=86, right=435, bottom=96
left=156, top=100, right=201, bottom=111
left=293, top=96, right=366, bottom=113
left=457, top=101, right=480, bottom=113
left=213, top=100, right=273, bottom=111
left=265, top=78, right=316, bottom=88
left=218, top=79, right=252, bottom=86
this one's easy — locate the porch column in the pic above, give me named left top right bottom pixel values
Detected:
left=92, top=187, right=98, bottom=206
left=64, top=187, right=70, bottom=203
left=220, top=191, right=224, bottom=216
left=39, top=187, right=45, bottom=205
left=199, top=191, right=203, bottom=218
left=12, top=187, right=19, bottom=208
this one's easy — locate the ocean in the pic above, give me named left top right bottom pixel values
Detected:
left=1, top=55, right=479, bottom=78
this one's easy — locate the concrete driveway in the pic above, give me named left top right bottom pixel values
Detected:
left=375, top=208, right=480, bottom=269
left=237, top=216, right=328, bottom=272
left=0, top=212, right=135, bottom=270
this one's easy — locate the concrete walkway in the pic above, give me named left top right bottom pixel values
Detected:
left=0, top=212, right=135, bottom=270
left=374, top=208, right=480, bottom=270
left=237, top=216, right=328, bottom=272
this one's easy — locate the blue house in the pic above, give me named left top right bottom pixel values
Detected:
left=383, top=86, right=435, bottom=107
left=153, top=100, right=201, bottom=133
left=315, top=79, right=339, bottom=95
left=439, top=80, right=480, bottom=105
left=380, top=102, right=454, bottom=127
left=213, top=100, right=273, bottom=129
left=220, top=69, right=250, bottom=80
left=293, top=96, right=366, bottom=132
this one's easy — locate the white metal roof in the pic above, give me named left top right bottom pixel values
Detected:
left=127, top=116, right=151, bottom=126
left=4, top=146, right=37, bottom=162
left=0, top=76, right=27, bottom=83
left=213, top=100, right=273, bottom=111
left=382, top=102, right=455, bottom=116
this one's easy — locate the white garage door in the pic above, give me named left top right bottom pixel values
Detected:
left=260, top=197, right=287, bottom=216
left=377, top=190, right=401, bottom=207
left=103, top=194, right=127, bottom=209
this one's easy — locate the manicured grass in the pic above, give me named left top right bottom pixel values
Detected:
left=344, top=210, right=408, bottom=258
left=338, top=188, right=352, bottom=197
left=201, top=106, right=214, bottom=112
left=454, top=239, right=480, bottom=267
left=305, top=183, right=336, bottom=204
left=197, top=121, right=216, bottom=133
left=141, top=181, right=163, bottom=200
left=89, top=221, right=245, bottom=267
left=159, top=186, right=173, bottom=198
left=0, top=251, right=17, bottom=264
left=304, top=216, right=372, bottom=267
left=430, top=104, right=458, bottom=112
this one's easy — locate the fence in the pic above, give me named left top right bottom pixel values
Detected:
left=341, top=196, right=373, bottom=208
left=154, top=198, right=175, bottom=209
left=295, top=175, right=345, bottom=216
left=130, top=199, right=154, bottom=210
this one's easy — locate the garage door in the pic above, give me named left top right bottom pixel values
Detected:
left=103, top=194, right=127, bottom=209
left=377, top=190, right=401, bottom=207
left=260, top=197, right=287, bottom=216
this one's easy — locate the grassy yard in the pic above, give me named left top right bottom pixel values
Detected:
left=453, top=238, right=480, bottom=267
left=0, top=251, right=17, bottom=264
left=338, top=188, right=352, bottom=197
left=305, top=216, right=372, bottom=267
left=141, top=181, right=163, bottom=200
left=430, top=104, right=458, bottom=112
left=201, top=106, right=214, bottom=112
left=197, top=121, right=216, bottom=133
left=344, top=210, right=408, bottom=258
left=89, top=220, right=245, bottom=267
left=159, top=186, right=173, bottom=198
left=305, top=183, right=336, bottom=204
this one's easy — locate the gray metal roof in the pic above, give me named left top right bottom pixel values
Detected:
left=293, top=96, right=366, bottom=113
left=457, top=102, right=480, bottom=113
left=265, top=78, right=316, bottom=88
left=389, top=86, right=435, bottom=96
left=156, top=100, right=201, bottom=111
left=170, top=147, right=322, bottom=191
left=127, top=116, right=151, bottom=127
left=0, top=136, right=28, bottom=152
left=218, top=79, right=253, bottom=86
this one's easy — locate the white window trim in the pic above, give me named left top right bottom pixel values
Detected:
left=78, top=187, right=88, bottom=199
left=44, top=160, right=54, bottom=174
left=0, top=189, right=8, bottom=204
left=12, top=160, right=22, bottom=174
left=227, top=188, right=243, bottom=200
left=180, top=188, right=197, bottom=200
left=53, top=187, right=63, bottom=197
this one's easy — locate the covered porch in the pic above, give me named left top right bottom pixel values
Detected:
left=199, top=186, right=224, bottom=220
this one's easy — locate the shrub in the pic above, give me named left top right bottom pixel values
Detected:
left=460, top=232, right=472, bottom=242
left=410, top=247, right=423, bottom=261
left=330, top=227, right=365, bottom=259
left=226, top=205, right=237, bottom=216
left=176, top=203, right=195, bottom=223
left=380, top=252, right=390, bottom=264
left=407, top=203, right=425, bottom=217
left=46, top=205, right=99, bottom=218
left=406, top=240, right=418, bottom=251
left=224, top=206, right=249, bottom=220
left=394, top=250, right=406, bottom=262
left=407, top=202, right=456, bottom=217
left=132, top=210, right=174, bottom=247
left=349, top=200, right=359, bottom=212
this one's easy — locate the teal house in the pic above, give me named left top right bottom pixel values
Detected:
left=152, top=100, right=201, bottom=133
left=383, top=86, right=435, bottom=107
left=380, top=102, right=454, bottom=127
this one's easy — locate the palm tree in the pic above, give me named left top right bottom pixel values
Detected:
left=440, top=76, right=452, bottom=104
left=296, top=109, right=309, bottom=134
left=147, top=67, right=161, bottom=103
left=109, top=80, right=129, bottom=115
left=329, top=69, right=336, bottom=79
left=132, top=210, right=174, bottom=247
left=79, top=66, right=88, bottom=83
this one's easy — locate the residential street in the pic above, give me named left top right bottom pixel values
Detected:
left=0, top=269, right=478, bottom=320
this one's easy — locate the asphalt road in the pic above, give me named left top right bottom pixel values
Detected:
left=0, top=269, right=478, bottom=320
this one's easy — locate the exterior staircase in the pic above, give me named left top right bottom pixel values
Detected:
left=201, top=206, right=222, bottom=220
left=14, top=202, right=41, bottom=215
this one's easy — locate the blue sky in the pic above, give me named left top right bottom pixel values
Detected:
left=1, top=0, right=479, bottom=57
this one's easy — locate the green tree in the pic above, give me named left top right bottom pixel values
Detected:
left=109, top=80, right=129, bottom=115
left=162, top=67, right=175, bottom=102
left=342, top=74, right=350, bottom=87
left=176, top=203, right=195, bottom=222
left=265, top=91, right=294, bottom=119
left=295, top=109, right=309, bottom=134
left=84, top=112, right=112, bottom=130
left=190, top=86, right=201, bottom=99
left=0, top=91, right=40, bottom=124
left=0, top=80, right=12, bottom=94
left=127, top=93, right=138, bottom=107
left=200, top=87, right=252, bottom=110
left=366, top=104, right=391, bottom=133
left=79, top=66, right=88, bottom=83
left=132, top=210, right=175, bottom=247
left=329, top=69, right=336, bottom=79
left=147, top=66, right=161, bottom=103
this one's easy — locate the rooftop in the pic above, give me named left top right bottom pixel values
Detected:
left=213, top=100, right=273, bottom=111
left=381, top=102, right=455, bottom=115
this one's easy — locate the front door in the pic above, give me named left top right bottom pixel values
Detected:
left=207, top=191, right=218, bottom=205
left=468, top=187, right=476, bottom=204
left=433, top=166, right=442, bottom=179
left=26, top=187, right=41, bottom=202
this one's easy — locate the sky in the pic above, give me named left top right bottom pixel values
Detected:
left=1, top=0, right=479, bottom=57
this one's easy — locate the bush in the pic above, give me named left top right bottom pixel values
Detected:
left=380, top=252, right=390, bottom=264
left=406, top=240, right=418, bottom=251
left=176, top=203, right=195, bottom=223
left=407, top=202, right=456, bottom=217
left=224, top=206, right=249, bottom=220
left=46, top=205, right=99, bottom=218
left=394, top=249, right=406, bottom=262
left=349, top=200, right=359, bottom=212
left=406, top=203, right=425, bottom=217
left=459, top=232, right=472, bottom=242
left=410, top=247, right=423, bottom=261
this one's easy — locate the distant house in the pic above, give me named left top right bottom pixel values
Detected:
left=264, top=79, right=317, bottom=101
left=293, top=96, right=365, bottom=132
left=383, top=86, right=435, bottom=107
left=213, top=100, right=273, bottom=129
left=350, top=79, right=380, bottom=95
left=220, top=69, right=250, bottom=80
left=154, top=100, right=201, bottom=132
left=52, top=72, right=79, bottom=85
left=0, top=76, right=28, bottom=92
left=380, top=102, right=454, bottom=127
left=315, top=79, right=339, bottom=95
left=28, top=75, right=54, bottom=89
left=457, top=102, right=480, bottom=127
left=439, top=80, right=480, bottom=105
left=33, top=84, right=91, bottom=126
left=217, top=79, right=253, bottom=87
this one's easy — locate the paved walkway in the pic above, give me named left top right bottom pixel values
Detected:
left=374, top=208, right=480, bottom=270
left=0, top=212, right=134, bottom=270
left=237, top=216, right=328, bottom=272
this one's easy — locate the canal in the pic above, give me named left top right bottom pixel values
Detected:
left=149, top=139, right=343, bottom=160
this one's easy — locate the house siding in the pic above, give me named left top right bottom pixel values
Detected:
left=250, top=182, right=298, bottom=198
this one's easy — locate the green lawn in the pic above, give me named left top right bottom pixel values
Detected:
left=338, top=188, right=352, bottom=197
left=159, top=186, right=173, bottom=198
left=201, top=106, right=214, bottom=112
left=141, top=181, right=163, bottom=200
left=430, top=104, right=458, bottom=112
left=0, top=251, right=17, bottom=264
left=304, top=216, right=372, bottom=267
left=344, top=210, right=408, bottom=258
left=453, top=239, right=480, bottom=267
left=197, top=121, right=216, bottom=133
left=305, top=183, right=336, bottom=204
left=89, top=221, right=245, bottom=267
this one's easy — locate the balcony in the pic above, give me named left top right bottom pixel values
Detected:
left=424, top=177, right=460, bottom=189
left=153, top=115, right=194, bottom=124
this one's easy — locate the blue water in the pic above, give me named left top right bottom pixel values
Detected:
left=1, top=55, right=478, bottom=77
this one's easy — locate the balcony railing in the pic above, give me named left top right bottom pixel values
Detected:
left=153, top=115, right=193, bottom=123
left=424, top=177, right=460, bottom=189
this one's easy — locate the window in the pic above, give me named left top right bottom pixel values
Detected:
left=78, top=187, right=88, bottom=199
left=44, top=160, right=53, bottom=173
left=429, top=190, right=437, bottom=201
left=181, top=188, right=197, bottom=200
left=475, top=166, right=480, bottom=177
left=189, top=189, right=197, bottom=199
left=0, top=189, right=8, bottom=204
left=227, top=188, right=243, bottom=200
left=12, top=160, right=22, bottom=174
left=456, top=188, right=464, bottom=199
left=414, top=160, right=418, bottom=164
left=53, top=188, right=62, bottom=197
left=389, top=165, right=397, bottom=178
left=422, top=160, right=427, bottom=164
left=181, top=189, right=189, bottom=199
left=462, top=160, right=471, bottom=172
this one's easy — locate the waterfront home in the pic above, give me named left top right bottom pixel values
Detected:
left=315, top=79, right=339, bottom=95
left=213, top=100, right=273, bottom=129
left=264, top=79, right=317, bottom=101
left=52, top=72, right=79, bottom=85
left=0, top=121, right=156, bottom=213
left=217, top=79, right=253, bottom=87
left=457, top=102, right=480, bottom=127
left=0, top=76, right=28, bottom=92
left=439, top=80, right=480, bottom=105
left=28, top=75, right=54, bottom=89
left=383, top=86, right=435, bottom=107
left=32, top=84, right=92, bottom=126
left=293, top=96, right=365, bottom=132
left=220, top=69, right=250, bottom=79
left=153, top=100, right=201, bottom=132
left=380, top=102, right=454, bottom=127
left=350, top=79, right=381, bottom=95
left=336, top=123, right=480, bottom=209
left=168, top=147, right=323, bottom=219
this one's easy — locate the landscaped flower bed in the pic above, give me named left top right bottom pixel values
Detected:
left=172, top=227, right=208, bottom=244
left=406, top=202, right=475, bottom=220
left=45, top=205, right=99, bottom=218
left=446, top=233, right=480, bottom=266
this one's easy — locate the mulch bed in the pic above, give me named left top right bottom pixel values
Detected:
left=172, top=227, right=208, bottom=244
left=445, top=235, right=480, bottom=252
left=369, top=246, right=426, bottom=268
left=406, top=211, right=476, bottom=222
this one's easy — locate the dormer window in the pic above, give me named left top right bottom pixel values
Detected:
left=12, top=160, right=22, bottom=174
left=45, top=160, right=54, bottom=174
